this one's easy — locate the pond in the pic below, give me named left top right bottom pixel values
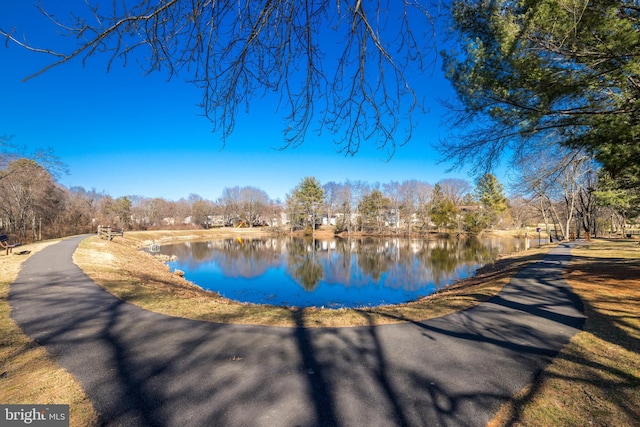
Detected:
left=160, top=236, right=535, bottom=309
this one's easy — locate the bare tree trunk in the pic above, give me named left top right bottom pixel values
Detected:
left=540, top=196, right=552, bottom=242
left=548, top=201, right=565, bottom=241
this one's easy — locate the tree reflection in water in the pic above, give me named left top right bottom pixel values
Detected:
left=286, top=238, right=324, bottom=291
left=161, top=236, right=530, bottom=308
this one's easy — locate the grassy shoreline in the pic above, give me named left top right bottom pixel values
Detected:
left=2, top=229, right=638, bottom=426
left=74, top=228, right=550, bottom=327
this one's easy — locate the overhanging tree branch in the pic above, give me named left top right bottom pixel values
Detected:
left=1, top=0, right=437, bottom=156
left=441, top=0, right=640, bottom=183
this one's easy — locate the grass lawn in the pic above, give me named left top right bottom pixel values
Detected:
left=0, top=239, right=98, bottom=427
left=490, top=239, right=640, bottom=426
left=1, top=229, right=638, bottom=426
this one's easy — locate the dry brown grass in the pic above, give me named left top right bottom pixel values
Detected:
left=0, top=240, right=98, bottom=427
left=489, top=239, right=640, bottom=427
left=12, top=229, right=636, bottom=427
left=74, top=229, right=551, bottom=327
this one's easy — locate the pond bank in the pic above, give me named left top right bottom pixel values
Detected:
left=74, top=228, right=552, bottom=327
left=279, top=225, right=546, bottom=240
left=158, top=233, right=532, bottom=308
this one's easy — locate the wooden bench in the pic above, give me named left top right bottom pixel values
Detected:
left=0, top=234, right=21, bottom=255
left=97, top=226, right=124, bottom=241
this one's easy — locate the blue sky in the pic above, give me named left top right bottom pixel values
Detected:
left=1, top=1, right=481, bottom=202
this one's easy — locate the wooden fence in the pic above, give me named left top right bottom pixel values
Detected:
left=97, top=225, right=124, bottom=241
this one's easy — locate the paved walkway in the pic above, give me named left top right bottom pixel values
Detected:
left=9, top=236, right=585, bottom=427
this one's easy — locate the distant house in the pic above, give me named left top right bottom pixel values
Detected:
left=208, top=215, right=226, bottom=227
left=321, top=214, right=337, bottom=226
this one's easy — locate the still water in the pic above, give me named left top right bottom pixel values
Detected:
left=161, top=236, right=534, bottom=309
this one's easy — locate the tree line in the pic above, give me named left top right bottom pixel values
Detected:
left=2, top=146, right=638, bottom=243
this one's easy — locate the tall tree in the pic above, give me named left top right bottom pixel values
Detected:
left=414, top=181, right=433, bottom=232
left=0, top=158, right=61, bottom=240
left=430, top=183, right=457, bottom=232
left=284, top=192, right=304, bottom=233
left=239, top=187, right=270, bottom=227
left=381, top=180, right=432, bottom=234
left=594, top=170, right=640, bottom=234
left=334, top=181, right=357, bottom=233
left=2, top=1, right=438, bottom=155
left=291, top=177, right=325, bottom=235
left=382, top=181, right=402, bottom=233
left=218, top=186, right=270, bottom=227
left=474, top=173, right=507, bottom=223
left=438, top=178, right=471, bottom=206
left=359, top=189, right=390, bottom=233
left=112, top=196, right=133, bottom=229
left=442, top=0, right=640, bottom=184
left=1, top=135, right=68, bottom=181
left=189, top=195, right=214, bottom=228
left=513, top=148, right=597, bottom=240
left=323, top=181, right=340, bottom=227
left=218, top=187, right=242, bottom=226
left=57, top=187, right=99, bottom=235
left=137, top=197, right=174, bottom=228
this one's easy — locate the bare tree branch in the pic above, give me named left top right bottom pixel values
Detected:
left=1, top=0, right=437, bottom=155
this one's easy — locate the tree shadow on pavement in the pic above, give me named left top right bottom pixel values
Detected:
left=489, top=251, right=640, bottom=426
left=8, top=238, right=602, bottom=427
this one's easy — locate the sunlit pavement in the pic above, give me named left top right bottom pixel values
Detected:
left=10, top=236, right=584, bottom=427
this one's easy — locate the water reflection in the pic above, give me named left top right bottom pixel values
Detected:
left=161, top=236, right=532, bottom=308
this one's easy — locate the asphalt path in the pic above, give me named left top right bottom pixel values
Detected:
left=9, top=236, right=585, bottom=427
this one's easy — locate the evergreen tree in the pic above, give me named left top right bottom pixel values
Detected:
left=475, top=173, right=506, bottom=212
left=430, top=184, right=458, bottom=232
left=442, top=0, right=640, bottom=184
left=112, top=196, right=133, bottom=228
left=291, top=177, right=324, bottom=235
left=594, top=170, right=640, bottom=231
left=474, top=173, right=507, bottom=228
left=358, top=189, right=391, bottom=233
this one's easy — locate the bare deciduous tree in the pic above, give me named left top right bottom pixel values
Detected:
left=218, top=186, right=271, bottom=227
left=437, top=178, right=471, bottom=206
left=0, top=158, right=61, bottom=240
left=513, top=146, right=596, bottom=240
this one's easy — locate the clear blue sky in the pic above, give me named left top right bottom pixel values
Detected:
left=1, top=1, right=482, bottom=202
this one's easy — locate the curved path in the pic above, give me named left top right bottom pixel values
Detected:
left=9, top=236, right=585, bottom=427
